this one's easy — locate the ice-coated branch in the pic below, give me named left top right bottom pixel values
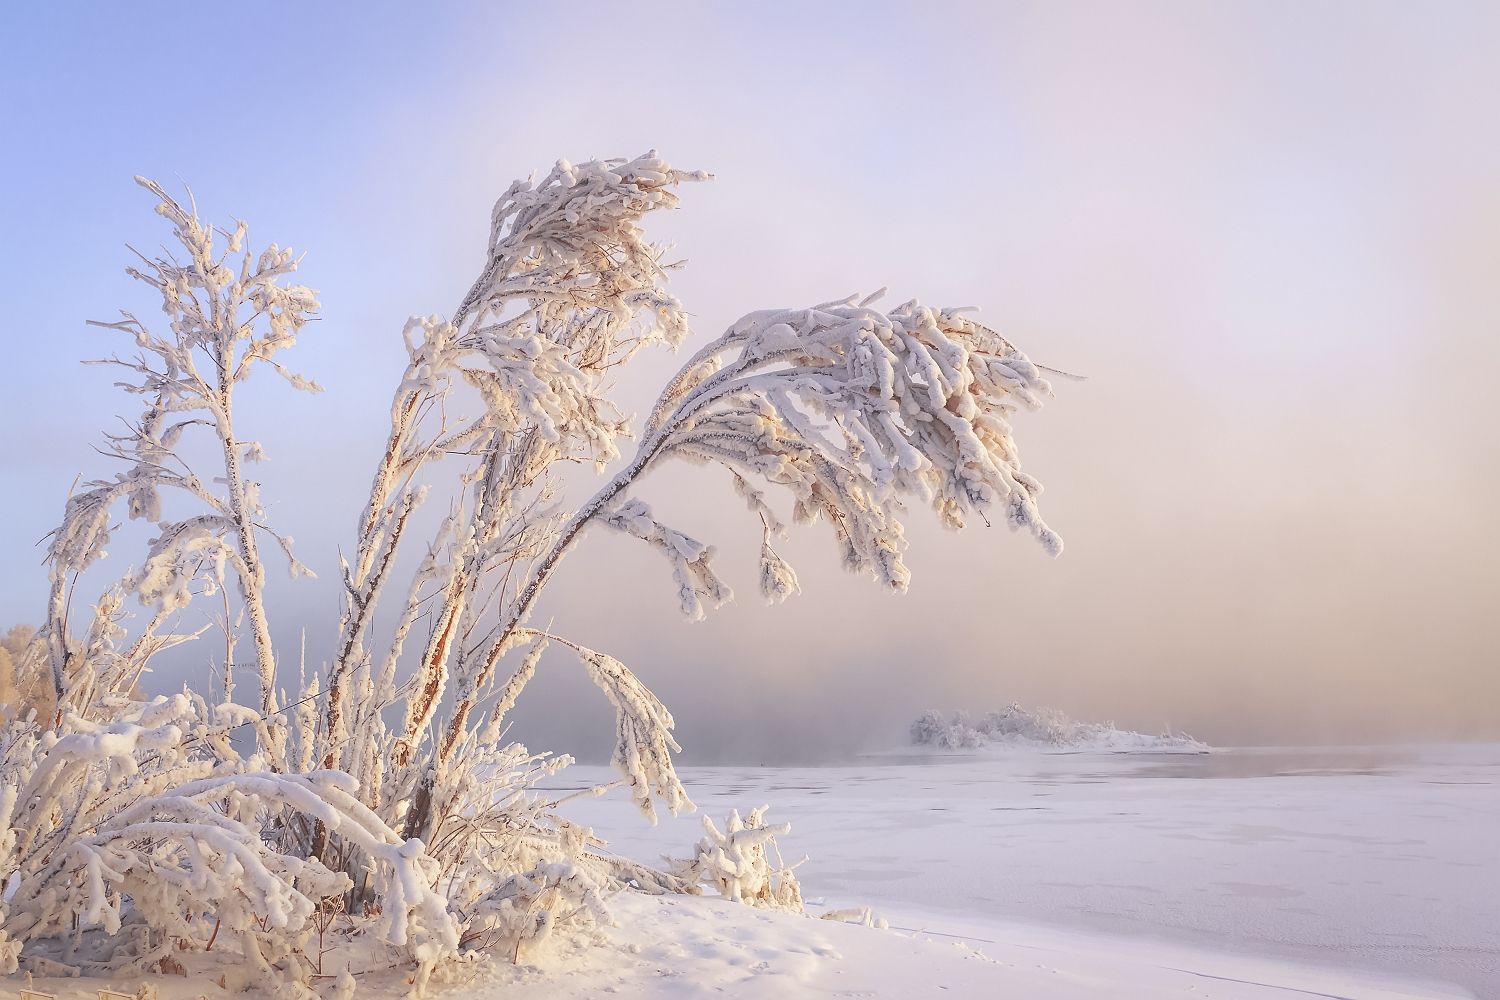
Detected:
left=602, top=499, right=731, bottom=620
left=519, top=631, right=690, bottom=824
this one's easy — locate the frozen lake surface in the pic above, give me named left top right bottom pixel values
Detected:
left=550, top=744, right=1499, bottom=998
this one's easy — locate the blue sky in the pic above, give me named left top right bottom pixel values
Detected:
left=2, top=2, right=1496, bottom=758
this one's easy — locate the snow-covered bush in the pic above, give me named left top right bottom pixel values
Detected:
left=7, top=149, right=1063, bottom=991
left=459, top=837, right=613, bottom=966
left=669, top=806, right=804, bottom=910
left=0, top=697, right=460, bottom=996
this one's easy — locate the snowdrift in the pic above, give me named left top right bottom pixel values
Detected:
left=908, top=704, right=1209, bottom=753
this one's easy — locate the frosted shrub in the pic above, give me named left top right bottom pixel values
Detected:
left=6, top=148, right=1063, bottom=991
left=0, top=697, right=457, bottom=995
left=669, top=806, right=805, bottom=910
left=460, top=854, right=613, bottom=965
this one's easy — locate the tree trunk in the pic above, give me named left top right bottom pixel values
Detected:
left=217, top=390, right=280, bottom=757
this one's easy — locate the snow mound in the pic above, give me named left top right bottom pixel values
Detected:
left=909, top=704, right=1209, bottom=754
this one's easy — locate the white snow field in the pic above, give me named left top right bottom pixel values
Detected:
left=544, top=743, right=1498, bottom=999
left=13, top=746, right=1493, bottom=1000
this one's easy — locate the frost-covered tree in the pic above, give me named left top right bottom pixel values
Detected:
left=910, top=709, right=985, bottom=750
left=6, top=150, right=1063, bottom=992
left=42, top=180, right=317, bottom=737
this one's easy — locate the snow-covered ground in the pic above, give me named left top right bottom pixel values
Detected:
left=449, top=889, right=1466, bottom=999
left=14, top=745, right=1492, bottom=1000
left=546, top=743, right=1498, bottom=998
left=20, top=890, right=1458, bottom=1000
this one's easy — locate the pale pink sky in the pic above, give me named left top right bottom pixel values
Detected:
left=1, top=3, right=1496, bottom=759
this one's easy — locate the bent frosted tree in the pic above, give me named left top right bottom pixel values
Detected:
left=350, top=152, right=1065, bottom=843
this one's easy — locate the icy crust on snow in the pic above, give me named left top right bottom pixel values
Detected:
left=908, top=704, right=1209, bottom=753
